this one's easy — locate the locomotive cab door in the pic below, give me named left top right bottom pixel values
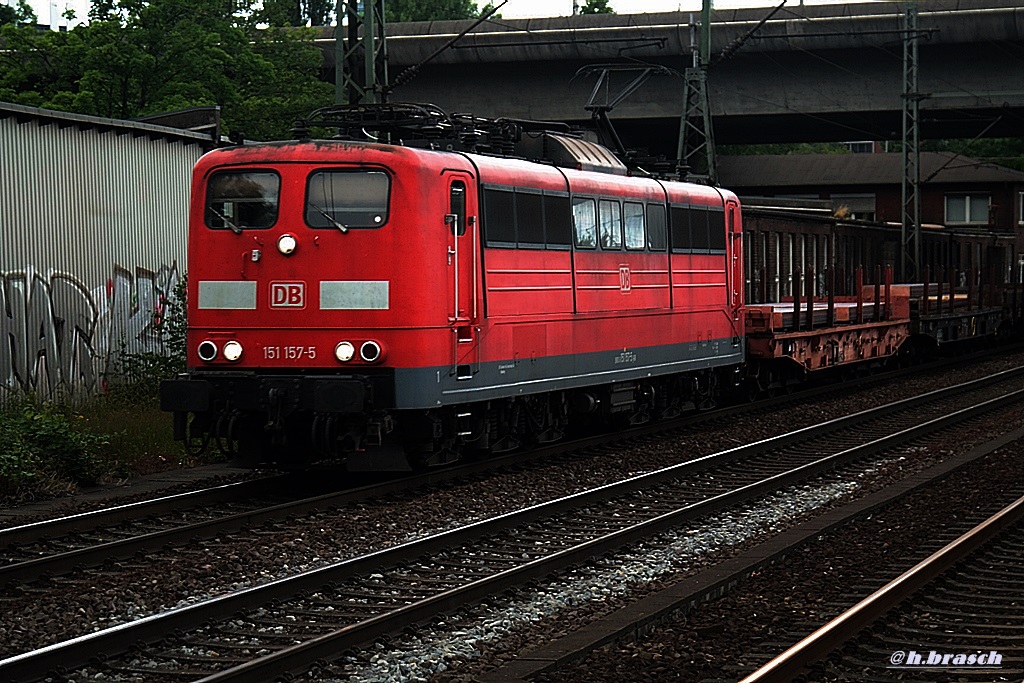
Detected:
left=445, top=173, right=479, bottom=380
left=726, top=198, right=744, bottom=332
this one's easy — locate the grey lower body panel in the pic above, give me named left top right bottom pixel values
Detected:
left=160, top=338, right=744, bottom=414
left=393, top=337, right=745, bottom=409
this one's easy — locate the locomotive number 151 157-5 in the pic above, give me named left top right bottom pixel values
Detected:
left=263, top=346, right=317, bottom=360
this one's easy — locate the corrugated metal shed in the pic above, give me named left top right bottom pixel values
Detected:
left=0, top=102, right=213, bottom=399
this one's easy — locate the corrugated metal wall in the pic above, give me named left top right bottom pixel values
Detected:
left=0, top=107, right=208, bottom=400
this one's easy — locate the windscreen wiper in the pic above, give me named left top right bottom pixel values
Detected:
left=307, top=201, right=348, bottom=233
left=207, top=206, right=243, bottom=235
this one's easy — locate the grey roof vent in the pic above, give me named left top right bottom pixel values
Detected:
left=517, top=131, right=627, bottom=176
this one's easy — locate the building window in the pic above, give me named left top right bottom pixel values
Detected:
left=1019, top=192, right=1023, bottom=225
left=843, top=141, right=874, bottom=154
left=945, top=194, right=990, bottom=225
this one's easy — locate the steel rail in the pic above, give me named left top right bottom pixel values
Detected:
left=4, top=351, right=1006, bottom=585
left=739, top=493, right=1024, bottom=683
left=0, top=429, right=642, bottom=582
left=0, top=475, right=293, bottom=544
left=3, top=372, right=1022, bottom=682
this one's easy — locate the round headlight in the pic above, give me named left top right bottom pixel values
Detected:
left=223, top=340, right=243, bottom=362
left=360, top=340, right=382, bottom=363
left=335, top=341, right=355, bottom=362
left=197, top=340, right=218, bottom=362
left=277, top=233, right=297, bottom=255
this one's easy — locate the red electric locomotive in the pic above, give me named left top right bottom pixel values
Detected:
left=160, top=104, right=745, bottom=468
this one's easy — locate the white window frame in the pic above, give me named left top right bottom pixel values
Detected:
left=945, top=193, right=990, bottom=225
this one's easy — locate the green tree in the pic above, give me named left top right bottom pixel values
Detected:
left=258, top=0, right=332, bottom=26
left=0, top=0, right=331, bottom=140
left=258, top=0, right=302, bottom=25
left=720, top=142, right=853, bottom=156
left=579, top=0, right=613, bottom=14
left=386, top=0, right=481, bottom=22
left=0, top=0, right=34, bottom=25
left=924, top=138, right=1024, bottom=173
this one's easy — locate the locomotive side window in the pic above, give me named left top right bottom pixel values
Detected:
left=484, top=188, right=516, bottom=245
left=670, top=206, right=692, bottom=252
left=544, top=194, right=572, bottom=249
left=205, top=171, right=280, bottom=230
left=450, top=181, right=466, bottom=236
left=599, top=200, right=622, bottom=250
left=516, top=190, right=545, bottom=247
left=708, top=207, right=727, bottom=251
left=572, top=198, right=597, bottom=248
left=305, top=170, right=389, bottom=229
left=647, top=204, right=667, bottom=251
left=624, top=202, right=645, bottom=250
left=691, top=207, right=711, bottom=252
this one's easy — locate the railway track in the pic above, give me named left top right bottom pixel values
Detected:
left=743, top=494, right=1024, bottom=683
left=3, top=367, right=1023, bottom=681
left=3, top=347, right=1019, bottom=591
left=0, top=348, right=999, bottom=593
left=0, top=475, right=305, bottom=581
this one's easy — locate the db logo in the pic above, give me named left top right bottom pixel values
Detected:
left=270, top=282, right=305, bottom=308
left=619, top=265, right=631, bottom=293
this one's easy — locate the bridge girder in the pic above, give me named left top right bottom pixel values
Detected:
left=321, top=1, right=1024, bottom=152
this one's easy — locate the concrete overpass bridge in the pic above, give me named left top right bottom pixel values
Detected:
left=317, top=0, right=1024, bottom=156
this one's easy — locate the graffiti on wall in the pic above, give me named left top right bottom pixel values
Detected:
left=0, top=263, right=181, bottom=399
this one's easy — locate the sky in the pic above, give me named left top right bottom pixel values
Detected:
left=20, top=0, right=847, bottom=29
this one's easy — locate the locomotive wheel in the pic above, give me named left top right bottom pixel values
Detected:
left=214, top=411, right=239, bottom=458
left=183, top=412, right=211, bottom=457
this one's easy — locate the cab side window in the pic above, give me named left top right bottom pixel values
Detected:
left=624, top=202, right=645, bottom=250
left=450, top=181, right=466, bottom=236
left=599, top=200, right=622, bottom=250
left=647, top=204, right=667, bottom=251
left=573, top=198, right=597, bottom=248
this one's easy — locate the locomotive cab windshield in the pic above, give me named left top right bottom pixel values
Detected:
left=205, top=170, right=280, bottom=231
left=305, top=169, right=390, bottom=229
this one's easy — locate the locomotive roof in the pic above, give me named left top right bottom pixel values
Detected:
left=196, top=137, right=738, bottom=206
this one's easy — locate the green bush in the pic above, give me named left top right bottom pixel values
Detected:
left=0, top=415, right=41, bottom=492
left=108, top=275, right=188, bottom=404
left=0, top=400, right=108, bottom=497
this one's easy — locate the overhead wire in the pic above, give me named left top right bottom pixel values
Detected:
left=921, top=116, right=1003, bottom=183
left=768, top=3, right=1024, bottom=128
